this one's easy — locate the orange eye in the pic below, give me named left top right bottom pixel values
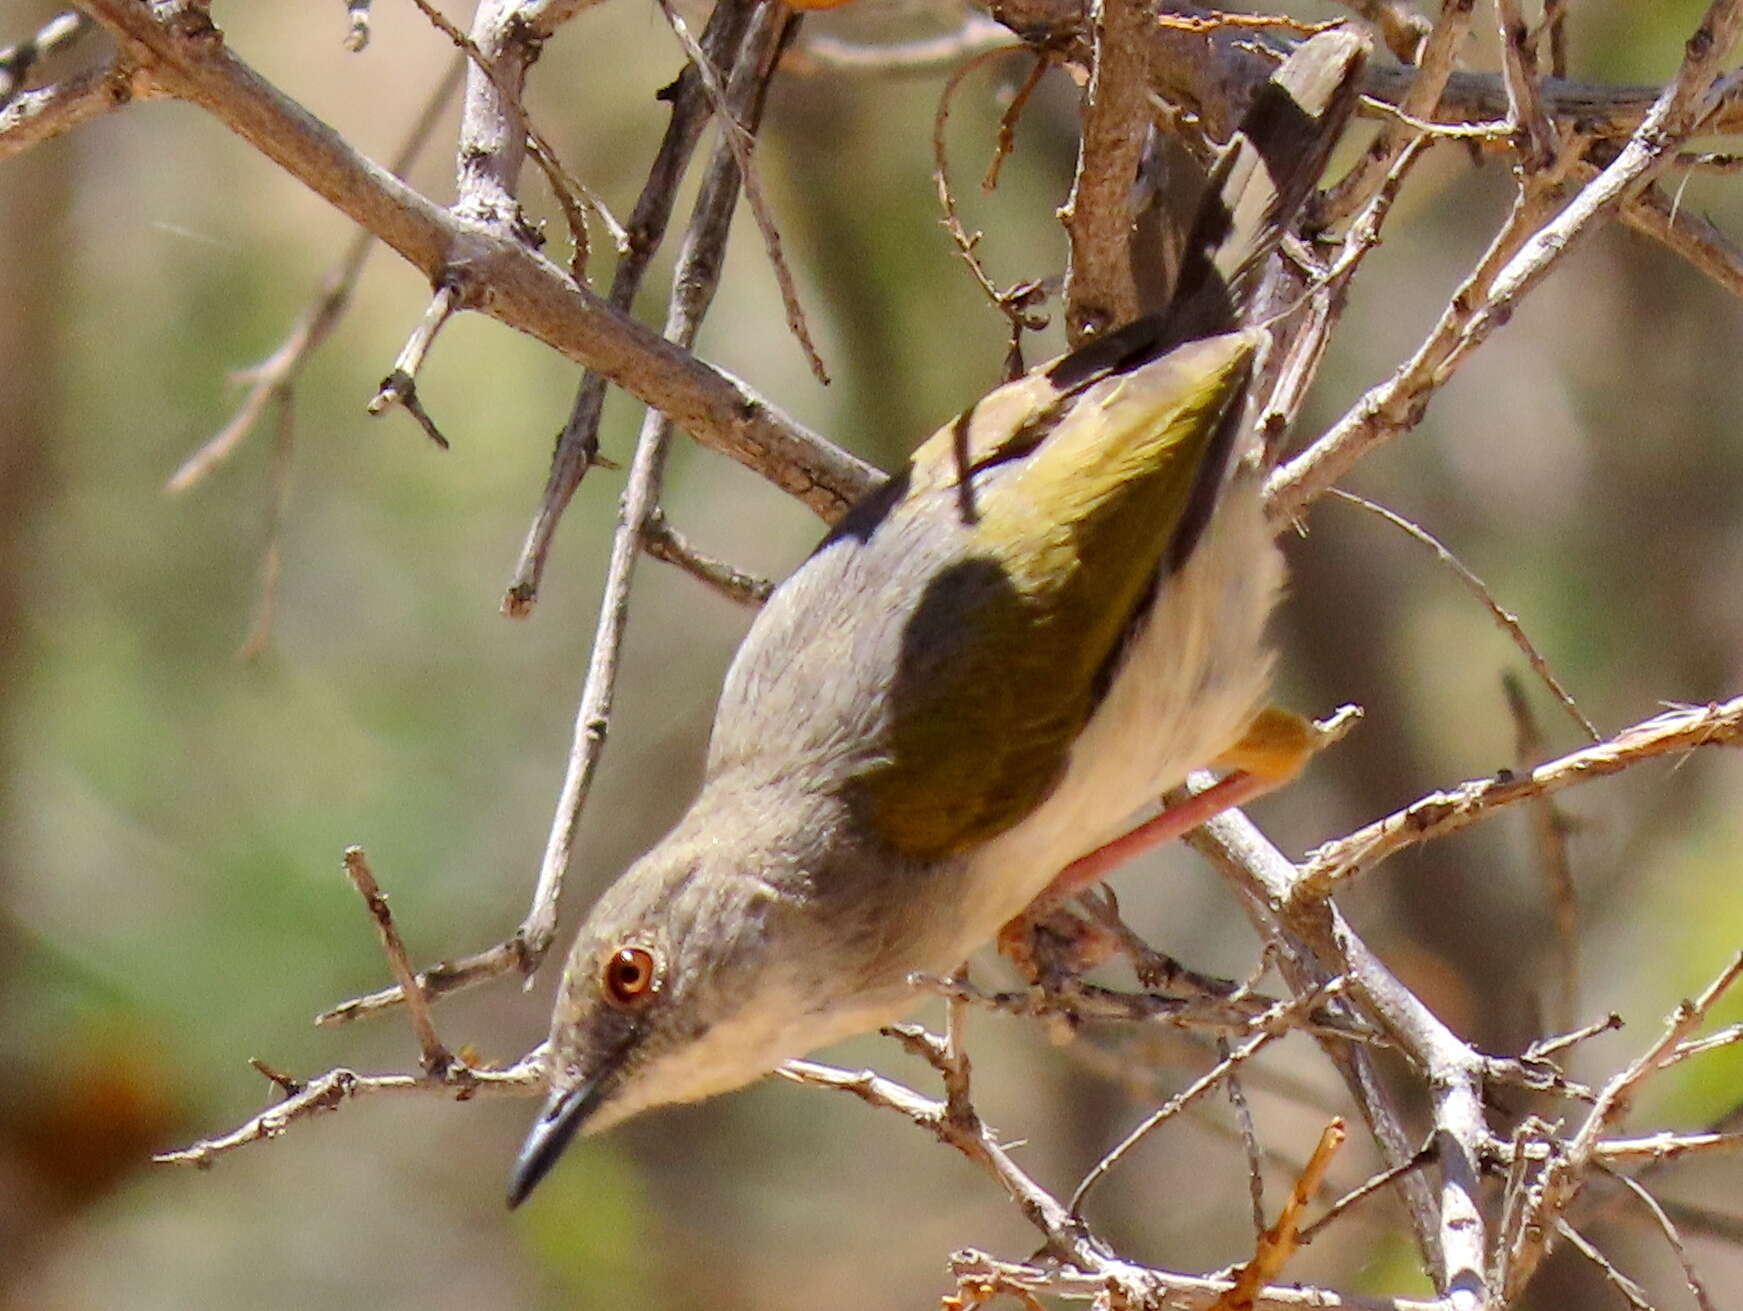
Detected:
left=602, top=945, right=659, bottom=1006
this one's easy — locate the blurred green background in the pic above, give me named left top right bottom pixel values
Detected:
left=2, top=2, right=1740, bottom=1307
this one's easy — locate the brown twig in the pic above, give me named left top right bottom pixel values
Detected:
left=154, top=1055, right=544, bottom=1168
left=1298, top=696, right=1743, bottom=900
left=166, top=53, right=465, bottom=493
left=77, top=0, right=878, bottom=520
left=931, top=49, right=1051, bottom=369
left=654, top=0, right=827, bottom=384
left=1271, top=0, right=1743, bottom=522
left=340, top=847, right=451, bottom=1077
left=1210, top=1119, right=1347, bottom=1311
left=1060, top=0, right=1151, bottom=343
left=642, top=507, right=774, bottom=607
left=503, top=0, right=755, bottom=617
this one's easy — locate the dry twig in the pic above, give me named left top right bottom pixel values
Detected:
left=1298, top=696, right=1743, bottom=899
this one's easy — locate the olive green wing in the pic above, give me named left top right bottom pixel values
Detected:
left=846, top=331, right=1257, bottom=860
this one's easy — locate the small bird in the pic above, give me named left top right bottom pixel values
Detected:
left=509, top=30, right=1367, bottom=1207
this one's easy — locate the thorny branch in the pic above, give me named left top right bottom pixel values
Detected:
left=1299, top=696, right=1743, bottom=899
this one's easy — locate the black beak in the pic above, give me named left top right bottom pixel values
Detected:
left=507, top=1081, right=605, bottom=1209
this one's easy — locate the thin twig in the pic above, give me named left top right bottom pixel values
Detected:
left=1069, top=991, right=1327, bottom=1217
left=154, top=1053, right=544, bottom=1168
left=340, top=847, right=451, bottom=1078
left=1502, top=952, right=1743, bottom=1300
left=932, top=47, right=1050, bottom=362
left=1298, top=696, right=1743, bottom=900
left=642, top=507, right=774, bottom=607
left=789, top=17, right=1017, bottom=76
left=1556, top=1221, right=1656, bottom=1310
left=367, top=280, right=458, bottom=448
left=504, top=0, right=754, bottom=617
left=235, top=390, right=293, bottom=660
left=1602, top=1166, right=1720, bottom=1311
left=167, top=53, right=465, bottom=493
left=655, top=0, right=828, bottom=383
left=1330, top=489, right=1597, bottom=740
left=1298, top=1142, right=1437, bottom=1242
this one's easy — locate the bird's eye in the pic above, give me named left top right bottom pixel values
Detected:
left=601, top=945, right=659, bottom=1007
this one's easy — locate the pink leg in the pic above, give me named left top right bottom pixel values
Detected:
left=1045, top=769, right=1276, bottom=901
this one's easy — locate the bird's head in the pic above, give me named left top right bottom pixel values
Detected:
left=506, top=804, right=915, bottom=1206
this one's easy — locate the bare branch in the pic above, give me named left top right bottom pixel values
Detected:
left=340, top=847, right=451, bottom=1078
left=1060, top=0, right=1150, bottom=342
left=78, top=0, right=879, bottom=520
left=154, top=1055, right=544, bottom=1169
left=505, top=0, right=755, bottom=617
left=1271, top=0, right=1743, bottom=521
left=1501, top=952, right=1743, bottom=1299
left=642, top=508, right=774, bottom=607
left=166, top=53, right=466, bottom=493
left=0, top=58, right=159, bottom=160
left=1603, top=1167, right=1720, bottom=1311
left=788, top=17, right=1017, bottom=76
left=1555, top=1221, right=1657, bottom=1310
left=1187, top=801, right=1489, bottom=1300
left=1299, top=696, right=1743, bottom=899
left=1070, top=989, right=1334, bottom=1217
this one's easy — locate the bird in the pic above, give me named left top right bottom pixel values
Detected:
left=508, top=28, right=1368, bottom=1208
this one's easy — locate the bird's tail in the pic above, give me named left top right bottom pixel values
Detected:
left=1162, top=27, right=1368, bottom=344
